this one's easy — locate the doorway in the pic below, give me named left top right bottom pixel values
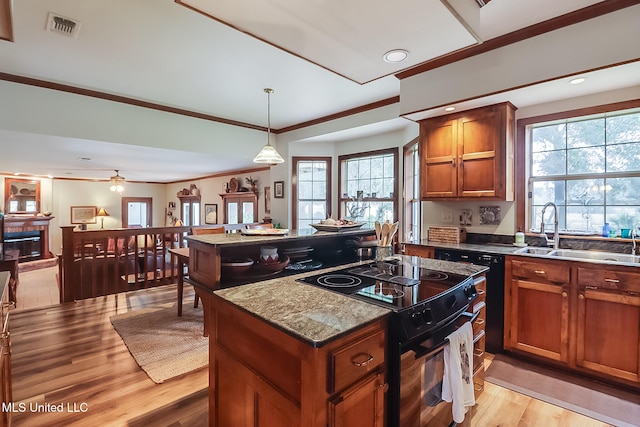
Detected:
left=122, top=197, right=153, bottom=228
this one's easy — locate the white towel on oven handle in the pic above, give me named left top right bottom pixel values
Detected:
left=441, top=321, right=475, bottom=423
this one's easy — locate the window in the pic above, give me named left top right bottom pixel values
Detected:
left=527, top=108, right=640, bottom=235
left=403, top=140, right=420, bottom=242
left=178, top=195, right=200, bottom=226
left=339, top=149, right=398, bottom=228
left=293, top=157, right=331, bottom=230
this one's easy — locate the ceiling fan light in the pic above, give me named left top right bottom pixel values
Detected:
left=109, top=170, right=125, bottom=192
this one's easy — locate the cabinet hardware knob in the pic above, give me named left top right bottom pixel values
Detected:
left=604, top=278, right=620, bottom=283
left=352, top=353, right=374, bottom=367
left=378, top=382, right=389, bottom=392
left=452, top=159, right=456, bottom=167
left=561, top=291, right=568, bottom=298
left=578, top=294, right=585, bottom=300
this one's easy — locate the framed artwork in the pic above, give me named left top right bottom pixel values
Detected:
left=70, top=206, right=97, bottom=224
left=204, top=204, right=218, bottom=224
left=274, top=181, right=284, bottom=198
left=264, top=186, right=271, bottom=214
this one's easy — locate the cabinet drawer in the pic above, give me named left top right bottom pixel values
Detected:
left=577, top=267, right=640, bottom=293
left=328, top=330, right=385, bottom=393
left=511, top=259, right=569, bottom=284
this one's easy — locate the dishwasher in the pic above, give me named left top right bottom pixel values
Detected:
left=434, top=248, right=505, bottom=354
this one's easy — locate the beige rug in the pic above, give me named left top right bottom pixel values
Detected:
left=485, top=354, right=640, bottom=427
left=110, top=304, right=208, bottom=383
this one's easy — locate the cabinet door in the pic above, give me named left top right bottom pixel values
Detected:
left=217, top=351, right=300, bottom=427
left=420, top=118, right=458, bottom=199
left=508, top=278, right=570, bottom=363
left=576, top=288, right=640, bottom=383
left=457, top=108, right=503, bottom=198
left=328, top=372, right=386, bottom=427
left=403, top=244, right=434, bottom=258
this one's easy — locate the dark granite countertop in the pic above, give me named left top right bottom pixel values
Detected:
left=208, top=255, right=488, bottom=347
left=187, top=227, right=375, bottom=248
left=406, top=239, right=524, bottom=256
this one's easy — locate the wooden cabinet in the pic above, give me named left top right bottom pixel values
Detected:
left=507, top=258, right=570, bottom=363
left=471, top=274, right=487, bottom=398
left=0, top=272, right=12, bottom=427
left=505, top=256, right=640, bottom=389
left=575, top=265, right=640, bottom=383
left=219, top=192, right=258, bottom=224
left=403, top=243, right=434, bottom=258
left=419, top=102, right=515, bottom=201
left=206, top=291, right=387, bottom=427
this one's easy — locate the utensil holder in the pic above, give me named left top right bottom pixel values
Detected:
left=376, top=246, right=393, bottom=261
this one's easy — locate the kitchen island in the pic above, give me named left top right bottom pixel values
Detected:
left=188, top=226, right=487, bottom=427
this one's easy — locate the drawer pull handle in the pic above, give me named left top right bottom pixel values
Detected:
left=473, top=349, right=485, bottom=357
left=474, top=318, right=485, bottom=326
left=474, top=383, right=484, bottom=392
left=534, top=270, right=546, bottom=275
left=477, top=289, right=486, bottom=295
left=604, top=278, right=620, bottom=284
left=352, top=353, right=374, bottom=367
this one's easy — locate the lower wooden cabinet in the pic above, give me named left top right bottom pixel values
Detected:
left=505, top=256, right=640, bottom=389
left=0, top=272, right=12, bottom=427
left=206, top=291, right=388, bottom=427
left=403, top=244, right=434, bottom=259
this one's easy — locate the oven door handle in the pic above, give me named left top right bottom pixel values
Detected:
left=410, top=311, right=479, bottom=359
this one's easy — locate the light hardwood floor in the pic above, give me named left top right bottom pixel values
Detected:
left=9, top=268, right=612, bottom=426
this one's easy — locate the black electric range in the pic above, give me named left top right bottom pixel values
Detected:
left=298, top=260, right=477, bottom=342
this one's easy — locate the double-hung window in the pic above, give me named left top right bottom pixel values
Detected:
left=292, top=157, right=331, bottom=231
left=527, top=107, right=640, bottom=235
left=339, top=148, right=398, bottom=228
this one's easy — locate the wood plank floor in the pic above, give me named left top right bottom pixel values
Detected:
left=9, top=269, right=613, bottom=426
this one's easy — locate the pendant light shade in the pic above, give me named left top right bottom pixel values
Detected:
left=253, top=88, right=284, bottom=165
left=109, top=170, right=125, bottom=192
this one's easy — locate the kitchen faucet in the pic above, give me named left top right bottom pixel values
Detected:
left=633, top=226, right=638, bottom=255
left=538, top=202, right=559, bottom=249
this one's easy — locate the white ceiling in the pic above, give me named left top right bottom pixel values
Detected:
left=0, top=0, right=637, bottom=182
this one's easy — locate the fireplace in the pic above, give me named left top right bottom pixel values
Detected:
left=2, top=216, right=54, bottom=262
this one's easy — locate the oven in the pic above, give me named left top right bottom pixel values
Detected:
left=298, top=259, right=478, bottom=426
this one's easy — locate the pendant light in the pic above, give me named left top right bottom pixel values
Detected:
left=253, top=88, right=284, bottom=164
left=109, top=170, right=125, bottom=192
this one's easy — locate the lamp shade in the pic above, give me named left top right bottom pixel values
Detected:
left=253, top=88, right=285, bottom=165
left=96, top=208, right=109, bottom=217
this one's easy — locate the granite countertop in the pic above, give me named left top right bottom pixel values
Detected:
left=208, top=256, right=488, bottom=347
left=187, top=227, right=375, bottom=248
left=407, top=239, right=524, bottom=256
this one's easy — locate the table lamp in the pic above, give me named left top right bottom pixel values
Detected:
left=96, top=208, right=110, bottom=229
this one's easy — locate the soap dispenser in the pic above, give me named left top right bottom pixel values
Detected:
left=515, top=228, right=525, bottom=246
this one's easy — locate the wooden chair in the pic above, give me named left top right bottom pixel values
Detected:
left=191, top=226, right=226, bottom=235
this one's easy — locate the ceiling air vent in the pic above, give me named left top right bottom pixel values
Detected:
left=46, top=13, right=82, bottom=38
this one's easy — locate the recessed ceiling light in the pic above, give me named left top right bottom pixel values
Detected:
left=383, top=49, right=409, bottom=63
left=444, top=106, right=456, bottom=112
left=569, top=77, right=586, bottom=85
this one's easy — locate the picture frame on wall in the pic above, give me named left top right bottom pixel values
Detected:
left=204, top=204, right=218, bottom=224
left=264, top=186, right=271, bottom=214
left=70, top=206, right=97, bottom=224
left=274, top=181, right=284, bottom=199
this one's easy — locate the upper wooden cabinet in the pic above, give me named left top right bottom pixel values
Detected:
left=419, top=102, right=516, bottom=201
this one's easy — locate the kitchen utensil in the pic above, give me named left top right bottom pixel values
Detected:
left=375, top=221, right=381, bottom=242
left=381, top=222, right=390, bottom=246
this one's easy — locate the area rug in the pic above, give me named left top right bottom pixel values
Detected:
left=485, top=354, right=640, bottom=427
left=110, top=304, right=208, bottom=383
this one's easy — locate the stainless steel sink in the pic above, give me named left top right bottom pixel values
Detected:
left=514, top=246, right=555, bottom=256
left=548, top=249, right=640, bottom=263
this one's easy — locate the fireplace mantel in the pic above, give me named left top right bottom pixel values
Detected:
left=3, top=215, right=55, bottom=259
